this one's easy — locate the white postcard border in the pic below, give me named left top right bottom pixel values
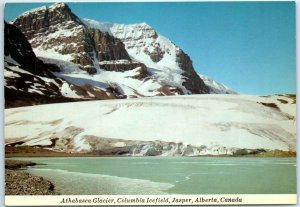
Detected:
left=5, top=194, right=297, bottom=206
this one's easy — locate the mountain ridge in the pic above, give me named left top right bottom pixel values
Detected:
left=8, top=2, right=236, bottom=103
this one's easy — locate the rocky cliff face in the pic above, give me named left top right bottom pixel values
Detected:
left=88, top=28, right=130, bottom=61
left=12, top=3, right=134, bottom=75
left=11, top=3, right=81, bottom=40
left=12, top=3, right=96, bottom=73
left=176, top=49, right=209, bottom=94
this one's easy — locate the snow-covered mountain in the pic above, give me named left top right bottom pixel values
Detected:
left=199, top=74, right=237, bottom=94
left=8, top=2, right=237, bottom=103
left=5, top=94, right=296, bottom=156
left=82, top=19, right=209, bottom=94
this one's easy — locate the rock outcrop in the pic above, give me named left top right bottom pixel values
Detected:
left=99, top=60, right=147, bottom=75
left=176, top=49, right=209, bottom=94
left=88, top=28, right=130, bottom=61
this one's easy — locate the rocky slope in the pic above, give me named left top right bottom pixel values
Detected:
left=5, top=94, right=296, bottom=156
left=10, top=3, right=213, bottom=99
left=5, top=21, right=66, bottom=107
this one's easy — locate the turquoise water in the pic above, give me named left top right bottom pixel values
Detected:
left=13, top=157, right=296, bottom=195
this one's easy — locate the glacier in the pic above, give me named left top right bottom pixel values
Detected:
left=5, top=94, right=296, bottom=156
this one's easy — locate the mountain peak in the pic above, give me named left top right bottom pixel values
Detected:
left=47, top=2, right=72, bottom=13
left=12, top=3, right=70, bottom=21
left=50, top=2, right=68, bottom=9
left=126, top=22, right=152, bottom=29
left=82, top=19, right=153, bottom=36
left=11, top=2, right=83, bottom=40
left=11, top=2, right=79, bottom=26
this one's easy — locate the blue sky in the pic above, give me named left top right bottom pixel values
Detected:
left=5, top=2, right=296, bottom=95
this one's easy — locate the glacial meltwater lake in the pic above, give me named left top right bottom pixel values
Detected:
left=14, top=157, right=296, bottom=195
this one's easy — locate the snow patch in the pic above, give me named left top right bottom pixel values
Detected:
left=60, top=83, right=81, bottom=98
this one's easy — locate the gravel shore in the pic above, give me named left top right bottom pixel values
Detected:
left=5, top=160, right=59, bottom=195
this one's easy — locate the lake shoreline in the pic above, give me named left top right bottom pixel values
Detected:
left=5, top=160, right=59, bottom=195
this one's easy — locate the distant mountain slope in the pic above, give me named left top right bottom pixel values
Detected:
left=5, top=94, right=296, bottom=156
left=199, top=74, right=237, bottom=94
left=10, top=3, right=213, bottom=99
